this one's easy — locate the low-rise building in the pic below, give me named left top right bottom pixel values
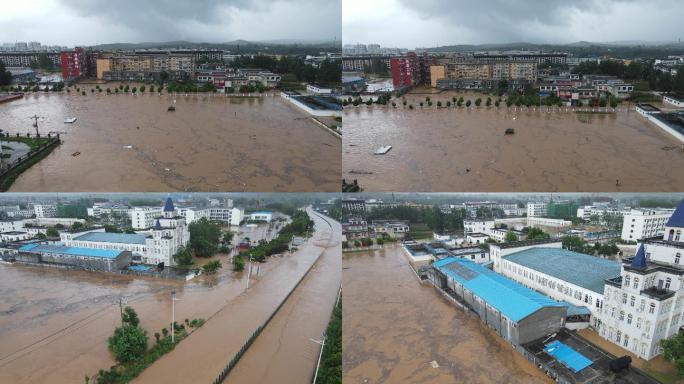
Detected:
left=371, top=220, right=410, bottom=239
left=466, top=232, right=489, bottom=245
left=526, top=217, right=572, bottom=228
left=464, top=220, right=495, bottom=235
left=499, top=248, right=620, bottom=329
left=33, top=204, right=56, bottom=218
left=306, top=83, right=333, bottom=94
left=490, top=228, right=527, bottom=243
left=342, top=217, right=368, bottom=240
left=249, top=211, right=273, bottom=222
left=12, top=243, right=131, bottom=272
left=621, top=208, right=674, bottom=242
left=429, top=258, right=567, bottom=345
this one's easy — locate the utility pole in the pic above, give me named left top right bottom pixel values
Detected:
left=171, top=290, right=176, bottom=343
left=29, top=115, right=42, bottom=136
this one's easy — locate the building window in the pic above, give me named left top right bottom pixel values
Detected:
left=637, top=317, right=642, bottom=329
left=627, top=314, right=633, bottom=325
left=619, top=311, right=625, bottom=321
left=633, top=278, right=639, bottom=289
left=622, top=293, right=627, bottom=304
left=677, top=253, right=681, bottom=265
left=630, top=296, right=635, bottom=307
left=650, top=303, right=656, bottom=314
left=625, top=275, right=631, bottom=287
left=666, top=278, right=672, bottom=290
left=624, top=334, right=629, bottom=347
left=616, top=331, right=622, bottom=343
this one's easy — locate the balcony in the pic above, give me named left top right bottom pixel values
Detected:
left=641, top=287, right=676, bottom=301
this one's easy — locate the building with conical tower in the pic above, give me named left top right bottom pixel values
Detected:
left=598, top=198, right=684, bottom=359
left=144, top=197, right=190, bottom=266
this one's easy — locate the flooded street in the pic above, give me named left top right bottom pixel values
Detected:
left=227, top=217, right=341, bottom=383
left=342, top=244, right=551, bottom=384
left=1, top=91, right=340, bottom=192
left=0, top=209, right=338, bottom=383
left=134, top=208, right=340, bottom=383
left=343, top=92, right=684, bottom=191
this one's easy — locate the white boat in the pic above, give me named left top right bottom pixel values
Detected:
left=374, top=145, right=392, bottom=155
left=64, top=117, right=77, bottom=124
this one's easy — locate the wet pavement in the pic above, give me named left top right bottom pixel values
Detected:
left=342, top=244, right=551, bottom=384
left=1, top=91, right=340, bottom=192
left=343, top=91, right=684, bottom=191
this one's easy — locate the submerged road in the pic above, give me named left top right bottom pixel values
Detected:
left=227, top=214, right=341, bottom=383
left=134, top=208, right=339, bottom=384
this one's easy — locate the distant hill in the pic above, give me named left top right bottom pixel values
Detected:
left=88, top=40, right=341, bottom=54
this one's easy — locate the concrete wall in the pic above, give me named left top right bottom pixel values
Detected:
left=518, top=306, right=565, bottom=344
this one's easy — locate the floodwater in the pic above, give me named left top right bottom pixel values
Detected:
left=134, top=208, right=340, bottom=383
left=342, top=244, right=551, bottom=384
left=0, top=208, right=338, bottom=383
left=227, top=216, right=341, bottom=383
left=343, top=91, right=684, bottom=191
left=1, top=91, right=340, bottom=192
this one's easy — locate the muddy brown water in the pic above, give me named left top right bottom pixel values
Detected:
left=0, top=209, right=338, bottom=384
left=133, top=208, right=339, bottom=383
left=343, top=92, right=684, bottom=191
left=1, top=92, right=340, bottom=192
left=227, top=217, right=341, bottom=383
left=342, top=244, right=551, bottom=384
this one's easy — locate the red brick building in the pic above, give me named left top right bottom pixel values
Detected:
left=390, top=51, right=435, bottom=88
left=60, top=47, right=86, bottom=82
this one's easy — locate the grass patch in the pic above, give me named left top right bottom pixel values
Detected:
left=643, top=368, right=677, bottom=384
left=92, top=319, right=205, bottom=384
left=0, top=138, right=60, bottom=192
left=316, top=298, right=341, bottom=384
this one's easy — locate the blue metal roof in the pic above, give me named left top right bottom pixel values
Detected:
left=74, top=232, right=147, bottom=245
left=433, top=258, right=566, bottom=322
left=504, top=248, right=621, bottom=294
left=563, top=301, right=591, bottom=316
left=666, top=198, right=684, bottom=228
left=18, top=243, right=123, bottom=259
left=544, top=340, right=592, bottom=373
left=163, top=197, right=175, bottom=212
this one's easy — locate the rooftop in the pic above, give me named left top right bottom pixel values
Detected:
left=666, top=198, right=684, bottom=228
left=504, top=248, right=621, bottom=294
left=433, top=257, right=566, bottom=322
left=19, top=243, right=123, bottom=259
left=74, top=232, right=147, bottom=245
left=494, top=238, right=562, bottom=249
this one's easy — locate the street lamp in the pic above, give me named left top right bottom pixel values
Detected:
left=310, top=335, right=326, bottom=384
left=171, top=290, right=180, bottom=343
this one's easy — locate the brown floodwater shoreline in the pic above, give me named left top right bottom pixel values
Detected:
left=342, top=244, right=551, bottom=384
left=1, top=91, right=340, bottom=192
left=343, top=93, right=684, bottom=192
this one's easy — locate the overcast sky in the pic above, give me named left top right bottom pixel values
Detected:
left=0, top=0, right=341, bottom=46
left=343, top=0, right=684, bottom=48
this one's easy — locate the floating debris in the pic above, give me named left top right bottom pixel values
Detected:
left=64, top=117, right=77, bottom=124
left=123, top=145, right=133, bottom=149
left=71, top=151, right=80, bottom=157
left=505, top=128, right=515, bottom=135
left=429, top=361, right=440, bottom=369
left=374, top=145, right=392, bottom=155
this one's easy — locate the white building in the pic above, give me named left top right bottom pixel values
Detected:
left=249, top=211, right=273, bottom=222
left=61, top=198, right=189, bottom=266
left=0, top=231, right=32, bottom=242
left=466, top=232, right=489, bottom=245
left=25, top=217, right=85, bottom=227
left=448, top=246, right=490, bottom=264
left=527, top=202, right=547, bottom=217
left=598, top=199, right=684, bottom=360
left=490, top=238, right=563, bottom=273
left=371, top=221, right=410, bottom=239
left=577, top=203, right=630, bottom=220
left=209, top=207, right=244, bottom=226
left=0, top=219, right=25, bottom=233
left=87, top=203, right=131, bottom=218
left=621, top=208, right=674, bottom=242
left=663, top=95, right=684, bottom=108
left=464, top=220, right=495, bottom=235
left=499, top=247, right=620, bottom=329
left=177, top=207, right=211, bottom=224
left=33, top=204, right=56, bottom=218
left=489, top=228, right=527, bottom=243
left=306, top=83, right=333, bottom=94
left=131, top=206, right=164, bottom=229
left=526, top=217, right=572, bottom=228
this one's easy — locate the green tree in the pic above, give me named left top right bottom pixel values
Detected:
left=673, top=65, right=684, bottom=98
left=108, top=325, right=147, bottom=364
left=504, top=231, right=518, bottom=242
left=202, top=260, right=222, bottom=274
left=0, top=62, right=12, bottom=86
left=662, top=333, right=684, bottom=378
left=46, top=227, right=59, bottom=237
left=174, top=246, right=193, bottom=266
left=526, top=227, right=550, bottom=240
left=70, top=222, right=85, bottom=232
left=562, top=235, right=587, bottom=253
left=188, top=218, right=222, bottom=257
left=121, top=306, right=139, bottom=327
left=233, top=254, right=245, bottom=272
